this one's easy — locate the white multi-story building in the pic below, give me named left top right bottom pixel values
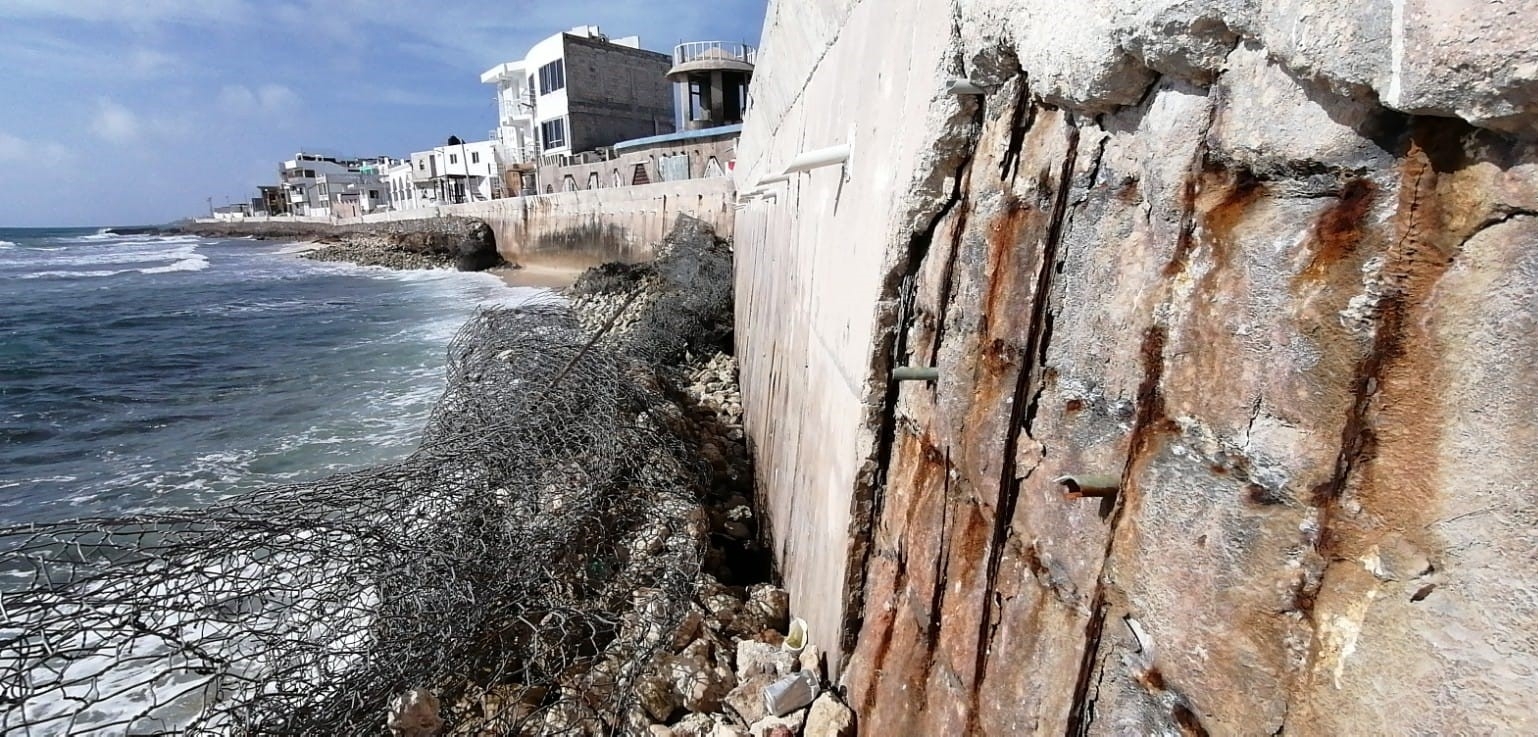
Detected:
left=406, top=138, right=503, bottom=205
left=481, top=61, right=535, bottom=167
left=482, top=26, right=675, bottom=172
left=278, top=152, right=392, bottom=217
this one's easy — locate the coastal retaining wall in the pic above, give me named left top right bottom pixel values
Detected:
left=353, top=178, right=734, bottom=263
left=734, top=0, right=1538, bottom=733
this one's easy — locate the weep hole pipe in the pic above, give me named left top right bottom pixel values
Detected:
left=783, top=143, right=852, bottom=175
left=1054, top=474, right=1121, bottom=499
left=946, top=78, right=986, bottom=95
left=892, top=366, right=939, bottom=382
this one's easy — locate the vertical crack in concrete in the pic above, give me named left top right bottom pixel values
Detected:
left=965, top=110, right=1082, bottom=732
left=1066, top=322, right=1171, bottom=736
left=838, top=52, right=985, bottom=671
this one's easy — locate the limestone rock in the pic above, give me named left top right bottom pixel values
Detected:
left=735, top=638, right=796, bottom=683
left=710, top=722, right=750, bottom=737
left=733, top=585, right=789, bottom=637
left=671, top=713, right=718, bottom=737
left=796, top=644, right=823, bottom=682
left=638, top=670, right=679, bottom=722
left=667, top=639, right=736, bottom=713
left=803, top=694, right=855, bottom=737
left=386, top=689, right=442, bottom=737
left=723, top=672, right=778, bottom=726
left=748, top=708, right=807, bottom=737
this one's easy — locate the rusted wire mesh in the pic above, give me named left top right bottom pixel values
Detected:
left=0, top=299, right=713, bottom=736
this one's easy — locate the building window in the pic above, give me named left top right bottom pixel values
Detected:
left=418, top=161, right=425, bottom=171
left=538, top=59, right=565, bottom=95
left=471, top=151, right=480, bottom=164
left=369, top=190, right=379, bottom=199
left=540, top=117, right=567, bottom=150
left=449, top=153, right=458, bottom=164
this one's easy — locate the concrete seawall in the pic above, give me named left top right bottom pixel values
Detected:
left=735, top=0, right=1538, bottom=733
left=364, top=179, right=734, bottom=263
left=206, top=178, right=735, bottom=265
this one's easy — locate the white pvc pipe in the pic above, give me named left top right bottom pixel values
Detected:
left=757, top=174, right=790, bottom=186
left=783, top=144, right=851, bottom=174
left=946, top=79, right=985, bottom=95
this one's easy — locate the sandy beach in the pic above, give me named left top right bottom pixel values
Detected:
left=490, top=259, right=593, bottom=289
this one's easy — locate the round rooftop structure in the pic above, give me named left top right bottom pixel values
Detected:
left=666, top=42, right=757, bottom=82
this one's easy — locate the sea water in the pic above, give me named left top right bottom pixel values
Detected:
left=0, top=226, right=542, bottom=733
left=0, top=227, right=532, bottom=524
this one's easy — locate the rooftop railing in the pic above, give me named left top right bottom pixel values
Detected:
left=672, top=41, right=757, bottom=66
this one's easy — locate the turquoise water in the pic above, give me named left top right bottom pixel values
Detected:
left=0, top=226, right=535, bottom=524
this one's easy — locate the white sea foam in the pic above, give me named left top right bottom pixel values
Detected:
left=4, top=546, right=379, bottom=736
left=0, top=240, right=17, bottom=248
left=43, top=243, right=198, bottom=267
left=21, top=269, right=131, bottom=279
left=140, top=255, right=210, bottom=274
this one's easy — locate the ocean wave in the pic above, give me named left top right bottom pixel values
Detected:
left=20, top=269, right=130, bottom=280
left=0, top=240, right=17, bottom=248
left=35, top=243, right=199, bottom=267
left=19, top=256, right=211, bottom=280
left=140, top=256, right=210, bottom=274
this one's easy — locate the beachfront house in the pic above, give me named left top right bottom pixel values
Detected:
left=406, top=137, right=503, bottom=206
left=384, top=161, right=421, bottom=212
left=279, top=152, right=392, bottom=217
left=481, top=25, right=677, bottom=193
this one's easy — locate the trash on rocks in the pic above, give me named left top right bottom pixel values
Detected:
left=763, top=669, right=820, bottom=718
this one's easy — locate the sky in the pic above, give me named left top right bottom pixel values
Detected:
left=0, top=0, right=767, bottom=227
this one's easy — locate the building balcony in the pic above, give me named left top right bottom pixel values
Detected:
left=669, top=41, right=757, bottom=80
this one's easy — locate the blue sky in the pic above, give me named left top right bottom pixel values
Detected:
left=0, top=0, right=767, bottom=227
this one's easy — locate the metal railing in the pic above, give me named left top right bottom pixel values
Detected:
left=672, top=41, right=756, bottom=66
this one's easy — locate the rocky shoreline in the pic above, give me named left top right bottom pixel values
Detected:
left=178, top=218, right=507, bottom=272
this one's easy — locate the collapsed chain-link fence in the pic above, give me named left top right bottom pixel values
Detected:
left=0, top=218, right=736, bottom=736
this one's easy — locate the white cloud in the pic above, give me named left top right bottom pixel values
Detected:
left=0, top=130, right=76, bottom=166
left=91, top=100, right=142, bottom=142
left=217, top=84, right=301, bottom=118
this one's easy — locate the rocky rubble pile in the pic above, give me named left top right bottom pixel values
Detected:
left=549, top=221, right=855, bottom=737
left=568, top=263, right=660, bottom=345
left=301, top=217, right=504, bottom=271
left=626, top=576, right=855, bottom=737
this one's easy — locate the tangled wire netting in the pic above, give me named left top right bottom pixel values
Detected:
left=0, top=288, right=722, bottom=735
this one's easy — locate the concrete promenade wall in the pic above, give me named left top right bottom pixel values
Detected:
left=355, top=178, right=735, bottom=263
left=731, top=0, right=963, bottom=683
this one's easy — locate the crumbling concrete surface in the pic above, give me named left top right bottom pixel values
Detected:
left=735, top=0, right=1538, bottom=734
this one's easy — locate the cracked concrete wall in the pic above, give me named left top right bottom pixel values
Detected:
left=735, top=0, right=1538, bottom=732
